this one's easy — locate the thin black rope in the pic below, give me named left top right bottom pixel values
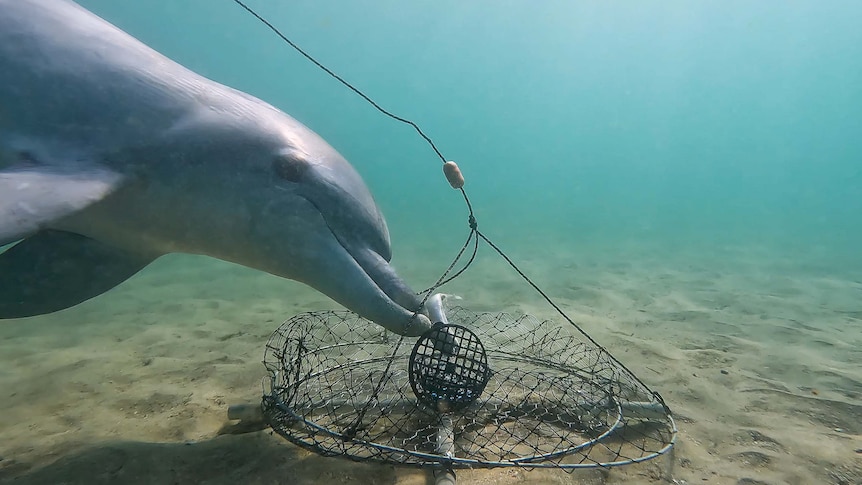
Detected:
left=474, top=228, right=669, bottom=411
left=343, top=216, right=481, bottom=440
left=419, top=219, right=478, bottom=294
left=231, top=0, right=446, bottom=164
left=232, top=0, right=667, bottom=415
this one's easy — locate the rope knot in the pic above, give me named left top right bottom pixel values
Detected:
left=468, top=215, right=477, bottom=230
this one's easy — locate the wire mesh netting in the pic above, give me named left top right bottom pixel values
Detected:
left=262, top=300, right=677, bottom=470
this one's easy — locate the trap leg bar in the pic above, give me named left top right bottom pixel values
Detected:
left=227, top=403, right=264, bottom=423
left=434, top=414, right=457, bottom=485
left=427, top=294, right=458, bottom=485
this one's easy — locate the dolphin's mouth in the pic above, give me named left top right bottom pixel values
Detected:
left=336, top=240, right=431, bottom=335
left=349, top=243, right=425, bottom=314
left=306, top=197, right=428, bottom=333
left=291, top=182, right=429, bottom=334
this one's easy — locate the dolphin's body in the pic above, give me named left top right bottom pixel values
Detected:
left=0, top=0, right=431, bottom=335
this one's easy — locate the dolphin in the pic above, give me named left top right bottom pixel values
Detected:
left=0, top=0, right=432, bottom=335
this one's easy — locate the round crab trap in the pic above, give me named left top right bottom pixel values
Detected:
left=261, top=294, right=677, bottom=473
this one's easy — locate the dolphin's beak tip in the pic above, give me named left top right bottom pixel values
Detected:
left=398, top=313, right=432, bottom=337
left=413, top=313, right=433, bottom=335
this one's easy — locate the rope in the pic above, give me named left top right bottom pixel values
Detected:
left=231, top=0, right=669, bottom=418
left=231, top=0, right=447, bottom=164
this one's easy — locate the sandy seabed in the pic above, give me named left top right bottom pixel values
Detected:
left=1, top=239, right=860, bottom=485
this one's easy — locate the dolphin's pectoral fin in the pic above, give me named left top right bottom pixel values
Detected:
left=0, top=165, right=124, bottom=246
left=0, top=230, right=156, bottom=319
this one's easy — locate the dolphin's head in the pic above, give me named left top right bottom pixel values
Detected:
left=216, top=112, right=432, bottom=336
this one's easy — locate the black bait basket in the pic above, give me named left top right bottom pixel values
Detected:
left=261, top=296, right=676, bottom=471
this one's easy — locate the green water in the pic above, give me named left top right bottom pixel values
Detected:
left=75, top=0, right=861, bottom=281
left=3, top=3, right=862, bottom=482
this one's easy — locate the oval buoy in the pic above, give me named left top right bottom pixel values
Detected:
left=443, top=161, right=464, bottom=189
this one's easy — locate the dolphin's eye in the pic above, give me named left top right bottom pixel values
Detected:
left=272, top=154, right=308, bottom=183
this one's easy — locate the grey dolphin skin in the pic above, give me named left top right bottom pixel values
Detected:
left=0, top=0, right=432, bottom=335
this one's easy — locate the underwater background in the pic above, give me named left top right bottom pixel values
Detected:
left=76, top=0, right=862, bottom=267
left=1, top=1, right=861, bottom=484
